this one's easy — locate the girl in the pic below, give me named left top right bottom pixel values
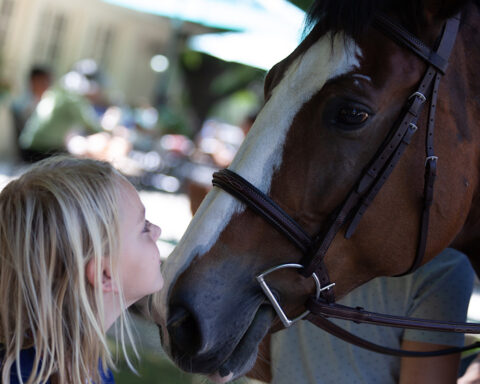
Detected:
left=0, top=156, right=163, bottom=383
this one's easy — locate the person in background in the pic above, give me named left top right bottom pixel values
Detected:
left=250, top=248, right=474, bottom=384
left=18, top=60, right=105, bottom=162
left=11, top=66, right=52, bottom=160
left=0, top=156, right=163, bottom=383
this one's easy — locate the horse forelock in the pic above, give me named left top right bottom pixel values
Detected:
left=159, top=32, right=363, bottom=332
left=304, top=0, right=424, bottom=38
left=304, top=0, right=475, bottom=39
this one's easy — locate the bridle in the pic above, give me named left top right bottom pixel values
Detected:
left=212, top=12, right=480, bottom=357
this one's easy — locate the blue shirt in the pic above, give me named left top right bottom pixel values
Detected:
left=1, top=347, right=115, bottom=383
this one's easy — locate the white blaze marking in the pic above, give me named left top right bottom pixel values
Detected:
left=158, top=33, right=362, bottom=327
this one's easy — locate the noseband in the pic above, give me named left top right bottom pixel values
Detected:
left=212, top=13, right=480, bottom=356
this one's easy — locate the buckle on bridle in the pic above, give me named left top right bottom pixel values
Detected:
left=409, top=91, right=426, bottom=103
left=425, top=155, right=438, bottom=166
left=256, top=263, right=335, bottom=328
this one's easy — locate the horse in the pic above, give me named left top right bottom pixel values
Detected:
left=155, top=0, right=480, bottom=381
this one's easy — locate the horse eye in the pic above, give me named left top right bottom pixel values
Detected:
left=337, top=107, right=369, bottom=126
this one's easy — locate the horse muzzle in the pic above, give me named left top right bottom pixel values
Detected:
left=163, top=264, right=274, bottom=379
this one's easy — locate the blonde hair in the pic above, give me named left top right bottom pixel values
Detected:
left=0, top=156, right=138, bottom=383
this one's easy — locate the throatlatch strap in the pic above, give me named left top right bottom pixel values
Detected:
left=397, top=72, right=442, bottom=276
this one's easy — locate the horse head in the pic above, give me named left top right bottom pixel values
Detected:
left=155, top=0, right=480, bottom=381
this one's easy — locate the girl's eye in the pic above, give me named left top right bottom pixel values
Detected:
left=142, top=220, right=151, bottom=233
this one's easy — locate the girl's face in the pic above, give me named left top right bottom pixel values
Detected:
left=117, top=179, right=163, bottom=305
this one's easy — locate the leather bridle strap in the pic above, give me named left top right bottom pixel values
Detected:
left=212, top=169, right=335, bottom=301
left=307, top=298, right=480, bottom=333
left=212, top=169, right=314, bottom=255
left=306, top=312, right=480, bottom=357
left=398, top=73, right=441, bottom=275
left=372, top=13, right=450, bottom=73
left=379, top=14, right=460, bottom=276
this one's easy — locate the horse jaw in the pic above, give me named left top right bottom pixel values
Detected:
left=157, top=32, right=362, bottom=375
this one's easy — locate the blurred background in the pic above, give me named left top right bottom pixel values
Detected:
left=0, top=0, right=312, bottom=383
left=0, top=0, right=313, bottom=201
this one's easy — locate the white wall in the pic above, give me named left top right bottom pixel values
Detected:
left=0, top=0, right=174, bottom=105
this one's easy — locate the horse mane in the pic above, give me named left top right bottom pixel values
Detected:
left=303, top=0, right=478, bottom=38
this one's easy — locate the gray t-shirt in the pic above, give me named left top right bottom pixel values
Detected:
left=271, top=249, right=474, bottom=384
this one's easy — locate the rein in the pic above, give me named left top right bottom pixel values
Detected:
left=211, top=13, right=480, bottom=357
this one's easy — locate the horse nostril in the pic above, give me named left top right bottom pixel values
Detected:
left=167, top=305, right=202, bottom=355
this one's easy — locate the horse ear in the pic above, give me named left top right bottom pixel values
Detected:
left=422, top=0, right=469, bottom=21
left=264, top=60, right=287, bottom=101
left=263, top=64, right=277, bottom=100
